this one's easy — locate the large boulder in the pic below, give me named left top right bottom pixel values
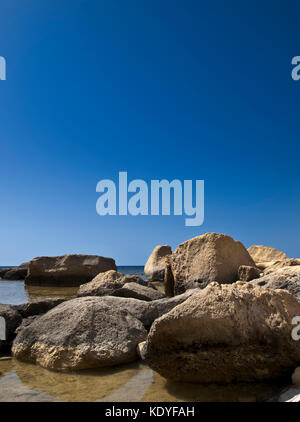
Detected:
left=90, top=296, right=158, bottom=328
left=144, top=282, right=300, bottom=383
left=0, top=305, right=22, bottom=353
left=144, top=245, right=172, bottom=281
left=77, top=270, right=148, bottom=297
left=12, top=296, right=147, bottom=371
left=251, top=266, right=300, bottom=299
left=169, top=233, right=255, bottom=295
left=25, top=255, right=116, bottom=286
left=112, top=282, right=165, bottom=301
left=247, top=245, right=287, bottom=270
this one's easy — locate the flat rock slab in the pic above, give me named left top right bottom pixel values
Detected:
left=25, top=254, right=116, bottom=286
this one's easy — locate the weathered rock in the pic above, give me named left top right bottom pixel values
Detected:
left=25, top=255, right=116, bottom=286
left=238, top=265, right=261, bottom=281
left=144, top=245, right=172, bottom=281
left=152, top=289, right=199, bottom=317
left=12, top=296, right=147, bottom=371
left=112, top=282, right=165, bottom=302
left=1, top=262, right=29, bottom=280
left=144, top=282, right=300, bottom=383
left=169, top=233, right=255, bottom=294
left=263, top=259, right=300, bottom=275
left=248, top=245, right=287, bottom=270
left=77, top=270, right=148, bottom=297
left=14, top=298, right=66, bottom=318
left=0, top=305, right=22, bottom=353
left=251, top=266, right=300, bottom=299
left=92, top=296, right=158, bottom=328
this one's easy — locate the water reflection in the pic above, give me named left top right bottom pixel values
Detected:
left=0, top=358, right=285, bottom=402
left=25, top=285, right=78, bottom=302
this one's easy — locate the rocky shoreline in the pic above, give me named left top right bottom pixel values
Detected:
left=1, top=232, right=300, bottom=402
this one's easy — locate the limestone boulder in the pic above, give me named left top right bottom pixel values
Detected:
left=77, top=270, right=148, bottom=297
left=248, top=245, right=287, bottom=270
left=144, top=245, right=172, bottom=281
left=251, top=266, right=300, bottom=299
left=91, top=296, right=158, bottom=328
left=169, top=233, right=255, bottom=295
left=25, top=255, right=116, bottom=286
left=144, top=282, right=300, bottom=383
left=12, top=296, right=147, bottom=371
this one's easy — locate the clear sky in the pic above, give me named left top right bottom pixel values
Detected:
left=1, top=0, right=300, bottom=265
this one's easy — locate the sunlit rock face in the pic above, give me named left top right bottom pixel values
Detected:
left=169, top=233, right=255, bottom=295
left=12, top=296, right=147, bottom=371
left=144, top=282, right=300, bottom=383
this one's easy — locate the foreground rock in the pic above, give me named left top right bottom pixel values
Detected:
left=144, top=245, right=172, bottom=281
left=0, top=262, right=29, bottom=280
left=251, top=266, right=300, bottom=299
left=25, top=255, right=116, bottom=286
left=12, top=297, right=147, bottom=371
left=144, top=282, right=300, bottom=383
left=0, top=305, right=22, bottom=353
left=77, top=270, right=148, bottom=297
left=169, top=233, right=255, bottom=295
left=112, top=282, right=165, bottom=301
left=248, top=245, right=287, bottom=270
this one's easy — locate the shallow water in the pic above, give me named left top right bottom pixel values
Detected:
left=0, top=265, right=286, bottom=402
left=0, top=266, right=145, bottom=305
left=0, top=358, right=284, bottom=402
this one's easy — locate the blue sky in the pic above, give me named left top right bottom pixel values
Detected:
left=0, top=0, right=300, bottom=265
